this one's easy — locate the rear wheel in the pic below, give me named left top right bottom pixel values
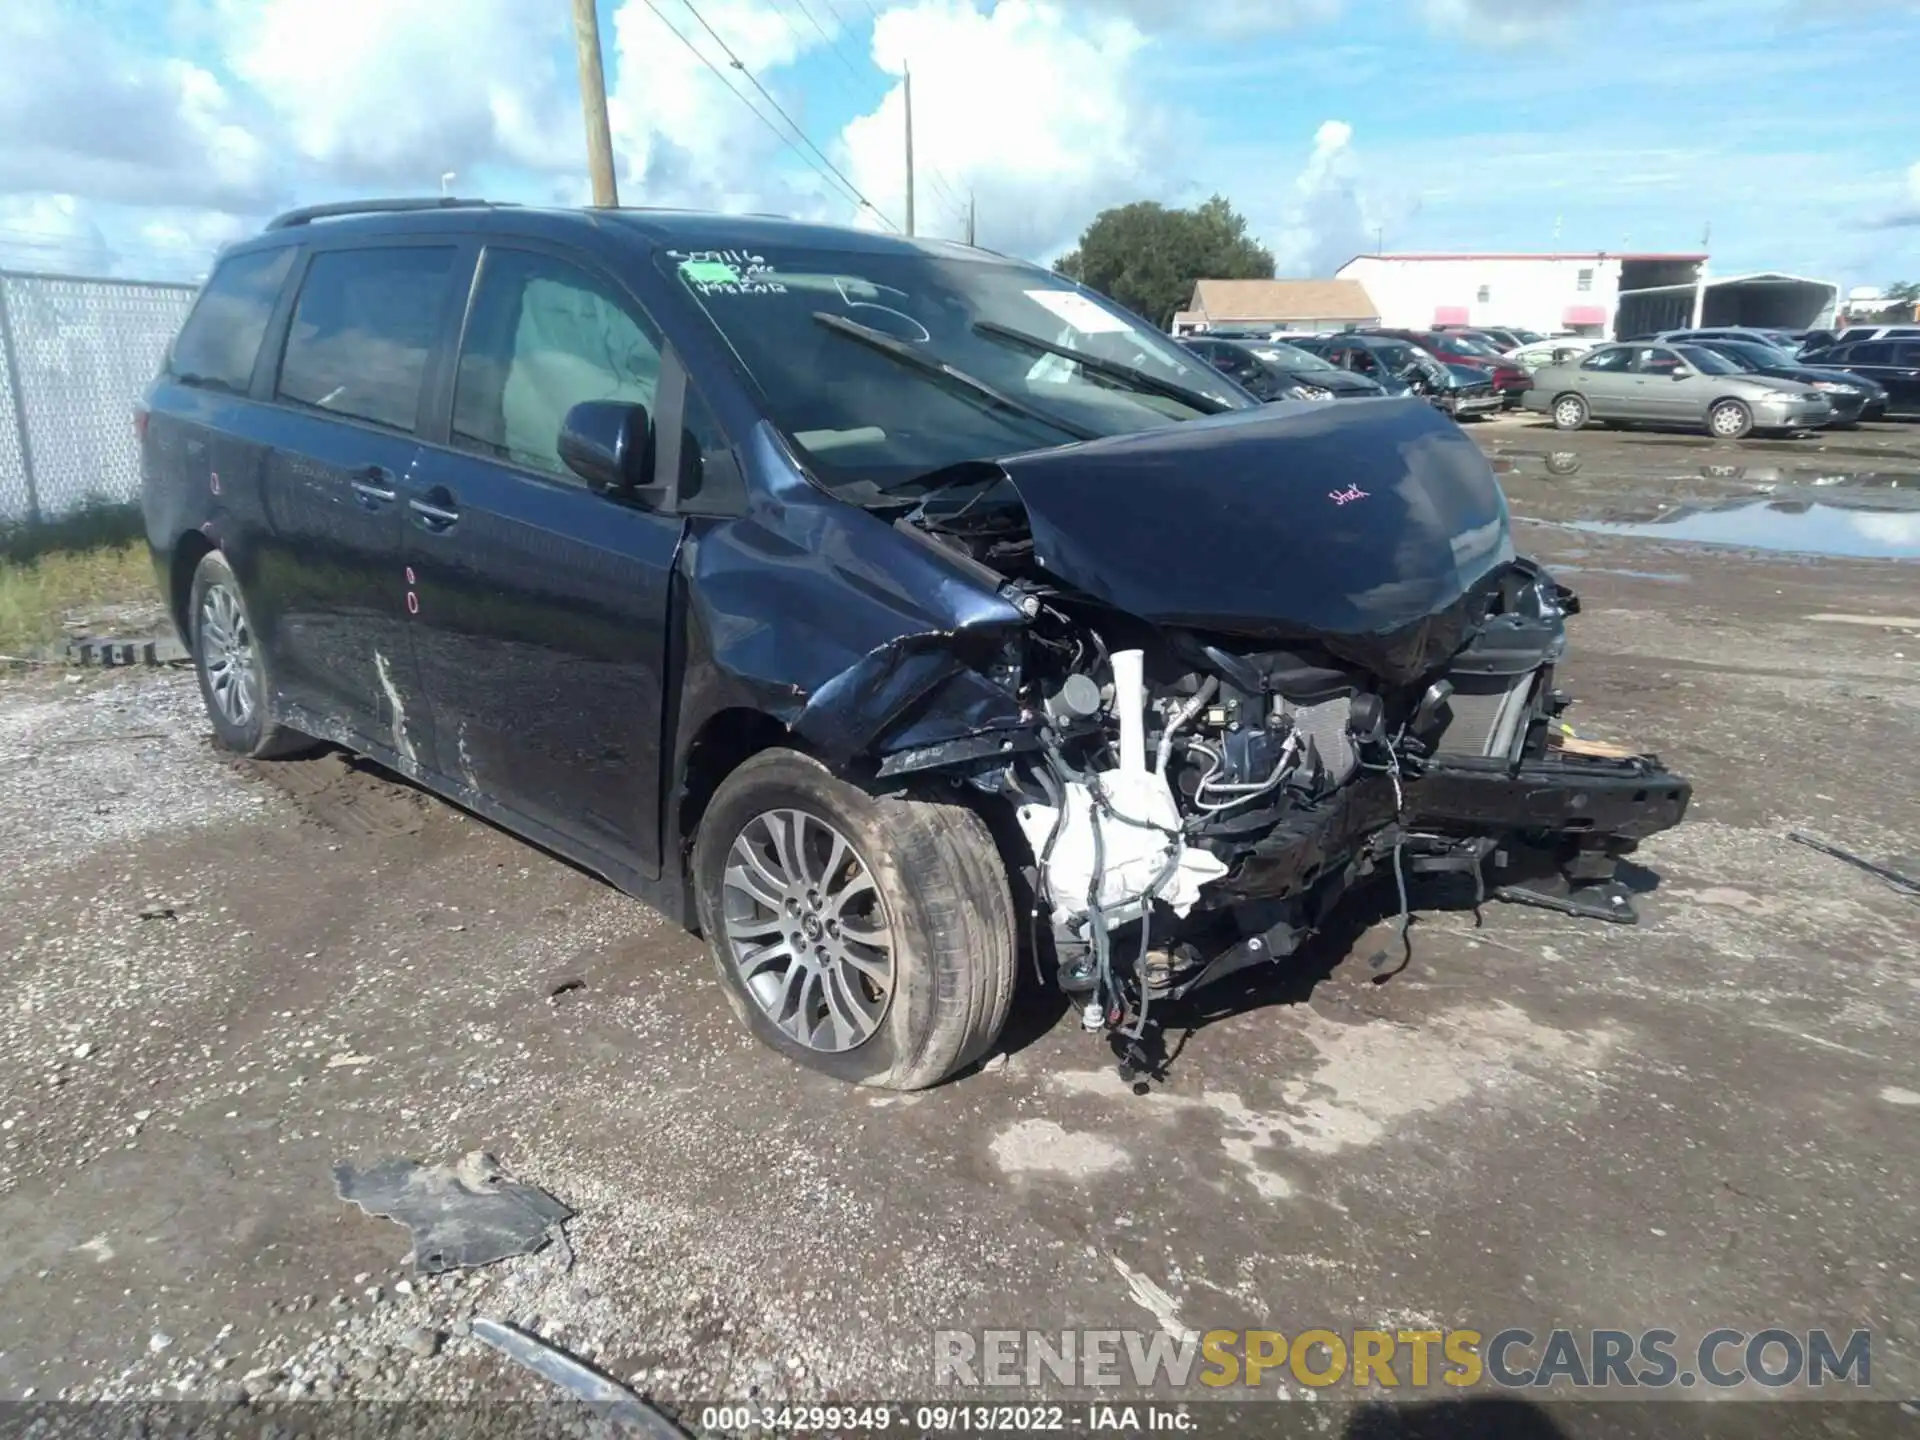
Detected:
left=188, top=551, right=312, bottom=759
left=693, top=749, right=1016, bottom=1090
left=1708, top=399, right=1753, bottom=439
left=1551, top=394, right=1589, bottom=430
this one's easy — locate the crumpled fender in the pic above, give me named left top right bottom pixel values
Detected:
left=681, top=422, right=1031, bottom=766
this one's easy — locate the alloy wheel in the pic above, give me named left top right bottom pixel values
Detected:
left=720, top=808, right=894, bottom=1052
left=198, top=583, right=257, bottom=728
left=1710, top=403, right=1748, bottom=438
left=1554, top=397, right=1586, bottom=429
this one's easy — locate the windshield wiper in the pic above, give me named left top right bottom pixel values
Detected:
left=810, top=312, right=1099, bottom=443
left=971, top=321, right=1234, bottom=415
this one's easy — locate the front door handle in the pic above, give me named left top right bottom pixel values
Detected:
left=409, top=492, right=460, bottom=530
left=349, top=466, right=397, bottom=503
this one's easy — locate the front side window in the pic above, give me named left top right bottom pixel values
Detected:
left=276, top=246, right=457, bottom=432
left=662, top=243, right=1246, bottom=498
left=1845, top=343, right=1894, bottom=365
left=169, top=247, right=295, bottom=394
left=453, top=248, right=663, bottom=480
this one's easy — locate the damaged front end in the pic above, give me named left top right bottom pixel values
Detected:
left=827, top=397, right=1691, bottom=1039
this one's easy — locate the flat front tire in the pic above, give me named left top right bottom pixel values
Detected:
left=693, top=748, right=1016, bottom=1090
left=188, top=550, right=311, bottom=759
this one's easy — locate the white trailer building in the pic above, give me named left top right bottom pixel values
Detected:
left=1337, top=251, right=1709, bottom=338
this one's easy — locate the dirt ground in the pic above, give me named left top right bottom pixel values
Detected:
left=1, top=415, right=1916, bottom=1435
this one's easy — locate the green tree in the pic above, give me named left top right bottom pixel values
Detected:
left=1053, top=195, right=1274, bottom=330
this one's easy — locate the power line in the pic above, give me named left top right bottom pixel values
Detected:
left=786, top=0, right=873, bottom=89
left=637, top=0, right=897, bottom=229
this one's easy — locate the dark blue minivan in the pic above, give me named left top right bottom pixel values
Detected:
left=142, top=198, right=1688, bottom=1088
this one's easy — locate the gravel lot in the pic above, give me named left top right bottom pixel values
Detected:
left=2, top=418, right=1916, bottom=1435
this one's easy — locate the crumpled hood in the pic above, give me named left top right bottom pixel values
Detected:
left=970, top=397, right=1515, bottom=680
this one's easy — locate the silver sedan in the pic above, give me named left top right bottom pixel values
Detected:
left=1522, top=342, right=1832, bottom=438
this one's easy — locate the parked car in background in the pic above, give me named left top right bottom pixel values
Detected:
left=1178, top=336, right=1388, bottom=401
left=1368, top=328, right=1533, bottom=408
left=1524, top=342, right=1832, bottom=438
left=1286, top=333, right=1501, bottom=419
left=1654, top=326, right=1807, bottom=356
left=1681, top=338, right=1887, bottom=425
left=1436, top=324, right=1542, bottom=351
left=1795, top=336, right=1920, bottom=417
left=1510, top=337, right=1597, bottom=373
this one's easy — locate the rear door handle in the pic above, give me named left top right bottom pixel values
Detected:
left=409, top=494, right=460, bottom=529
left=349, top=465, right=397, bottom=503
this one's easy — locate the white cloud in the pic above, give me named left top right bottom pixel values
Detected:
left=219, top=0, right=581, bottom=186
left=842, top=0, right=1170, bottom=259
left=1269, top=120, right=1374, bottom=277
left=1080, top=0, right=1342, bottom=37
left=0, top=195, right=115, bottom=276
left=603, top=0, right=850, bottom=216
left=0, top=2, right=272, bottom=212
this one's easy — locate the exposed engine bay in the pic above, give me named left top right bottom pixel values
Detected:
left=835, top=399, right=1694, bottom=1061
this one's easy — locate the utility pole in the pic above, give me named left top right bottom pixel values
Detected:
left=965, top=191, right=975, bottom=247
left=1690, top=221, right=1711, bottom=329
left=571, top=0, right=619, bottom=207
left=903, top=66, right=916, bottom=236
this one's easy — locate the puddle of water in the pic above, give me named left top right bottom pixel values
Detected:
left=1552, top=565, right=1693, bottom=583
left=1571, top=502, right=1920, bottom=559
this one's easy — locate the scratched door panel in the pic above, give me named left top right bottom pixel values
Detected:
left=400, top=447, right=680, bottom=870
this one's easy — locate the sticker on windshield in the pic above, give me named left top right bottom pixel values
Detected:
left=679, top=260, right=741, bottom=286
left=670, top=249, right=787, bottom=296
left=1024, top=288, right=1130, bottom=335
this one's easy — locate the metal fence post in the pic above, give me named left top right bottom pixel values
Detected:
left=0, top=276, right=39, bottom=527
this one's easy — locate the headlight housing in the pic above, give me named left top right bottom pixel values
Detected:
left=1811, top=380, right=1859, bottom=394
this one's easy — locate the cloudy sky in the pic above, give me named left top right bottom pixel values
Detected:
left=2, top=0, right=1915, bottom=290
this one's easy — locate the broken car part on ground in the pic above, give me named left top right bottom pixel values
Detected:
left=141, top=203, right=1691, bottom=1093
left=334, top=1151, right=572, bottom=1275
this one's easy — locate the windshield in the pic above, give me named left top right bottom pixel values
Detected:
left=1437, top=333, right=1502, bottom=358
left=661, top=244, right=1248, bottom=496
left=1677, top=345, right=1742, bottom=375
left=1251, top=342, right=1336, bottom=372
left=1712, top=340, right=1788, bottom=369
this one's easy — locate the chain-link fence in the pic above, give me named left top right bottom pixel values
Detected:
left=0, top=269, right=199, bottom=527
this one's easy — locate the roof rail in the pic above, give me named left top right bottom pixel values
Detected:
left=264, top=197, right=501, bottom=230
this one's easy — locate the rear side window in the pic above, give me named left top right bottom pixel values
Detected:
left=452, top=248, right=663, bottom=480
left=1845, top=343, right=1894, bottom=365
left=1581, top=348, right=1632, bottom=372
left=1896, top=343, right=1920, bottom=366
left=276, top=246, right=458, bottom=432
left=167, top=247, right=295, bottom=394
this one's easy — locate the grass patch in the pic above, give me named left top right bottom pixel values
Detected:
left=0, top=503, right=160, bottom=657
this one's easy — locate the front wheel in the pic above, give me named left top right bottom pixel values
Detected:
left=188, top=550, right=312, bottom=759
left=1708, top=399, right=1753, bottom=439
left=692, top=749, right=1017, bottom=1090
left=1551, top=394, right=1589, bottom=430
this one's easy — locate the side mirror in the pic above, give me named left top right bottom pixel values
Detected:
left=559, top=400, right=656, bottom=499
left=1671, top=369, right=1692, bottom=380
